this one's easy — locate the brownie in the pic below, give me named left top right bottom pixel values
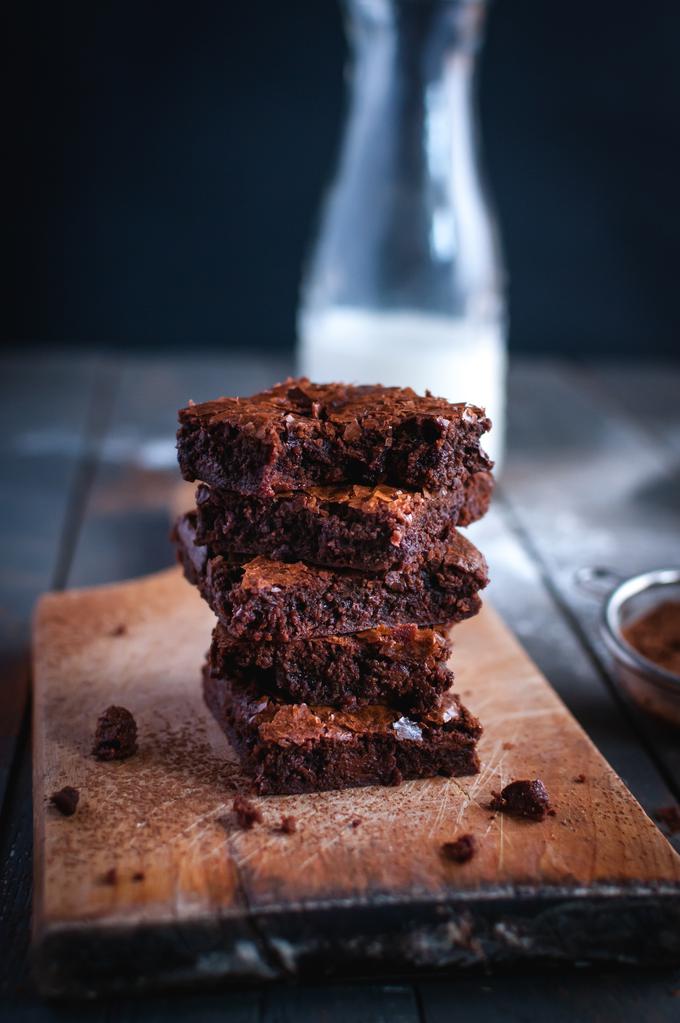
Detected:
left=177, top=378, right=492, bottom=497
left=174, top=512, right=488, bottom=642
left=209, top=622, right=454, bottom=713
left=203, top=666, right=482, bottom=795
left=194, top=471, right=493, bottom=572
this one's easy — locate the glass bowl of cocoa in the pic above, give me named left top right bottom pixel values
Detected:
left=576, top=567, right=680, bottom=727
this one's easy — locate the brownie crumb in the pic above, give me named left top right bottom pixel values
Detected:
left=489, top=779, right=552, bottom=821
left=49, top=786, right=79, bottom=816
left=100, top=867, right=117, bottom=885
left=655, top=805, right=680, bottom=835
left=233, top=795, right=262, bottom=830
left=502, top=741, right=515, bottom=750
left=574, top=773, right=587, bottom=784
left=351, top=818, right=362, bottom=828
left=276, top=815, right=297, bottom=835
left=110, top=624, right=127, bottom=637
left=92, top=706, right=138, bottom=761
left=132, top=870, right=145, bottom=882
left=441, top=833, right=477, bottom=864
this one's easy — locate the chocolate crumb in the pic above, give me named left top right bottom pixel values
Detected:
left=92, top=705, right=138, bottom=761
left=276, top=815, right=297, bottom=835
left=49, top=786, right=79, bottom=816
left=489, top=779, right=552, bottom=821
left=233, top=795, right=262, bottom=830
left=132, top=870, right=145, bottom=882
left=502, top=741, right=515, bottom=750
left=574, top=773, right=587, bottom=784
left=441, top=833, right=477, bottom=864
left=655, top=805, right=680, bottom=835
left=100, top=867, right=117, bottom=885
left=351, top=818, right=362, bottom=828
left=110, top=624, right=127, bottom=637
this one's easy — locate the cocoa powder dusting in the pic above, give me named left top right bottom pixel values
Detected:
left=622, top=601, right=680, bottom=676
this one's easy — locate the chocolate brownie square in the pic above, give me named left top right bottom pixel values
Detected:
left=203, top=666, right=482, bottom=795
left=177, top=378, right=491, bottom=496
left=209, top=622, right=454, bottom=713
left=193, top=471, right=493, bottom=571
left=174, top=512, right=488, bottom=642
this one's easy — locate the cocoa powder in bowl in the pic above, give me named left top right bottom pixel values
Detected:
left=622, top=601, right=680, bottom=678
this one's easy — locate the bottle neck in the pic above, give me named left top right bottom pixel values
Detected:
left=306, top=0, right=500, bottom=317
left=345, top=0, right=486, bottom=72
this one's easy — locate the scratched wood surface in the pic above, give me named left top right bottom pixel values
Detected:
left=2, top=352, right=680, bottom=1021
left=32, top=566, right=680, bottom=995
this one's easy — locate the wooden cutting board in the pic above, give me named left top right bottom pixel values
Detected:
left=32, top=567, right=680, bottom=996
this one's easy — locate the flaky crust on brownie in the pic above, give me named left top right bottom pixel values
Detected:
left=177, top=378, right=492, bottom=496
left=194, top=471, right=493, bottom=571
left=209, top=622, right=454, bottom=713
left=203, top=666, right=481, bottom=795
left=174, top=512, right=488, bottom=642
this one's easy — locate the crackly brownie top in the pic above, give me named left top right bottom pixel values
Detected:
left=197, top=479, right=436, bottom=518
left=198, top=475, right=493, bottom=521
left=243, top=688, right=481, bottom=747
left=179, top=378, right=489, bottom=440
left=214, top=621, right=451, bottom=660
left=314, top=623, right=451, bottom=658
left=236, top=528, right=486, bottom=590
left=265, top=482, right=436, bottom=517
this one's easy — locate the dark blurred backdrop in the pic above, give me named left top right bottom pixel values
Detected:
left=6, top=0, right=680, bottom=358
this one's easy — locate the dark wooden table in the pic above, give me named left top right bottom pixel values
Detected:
left=2, top=351, right=679, bottom=1021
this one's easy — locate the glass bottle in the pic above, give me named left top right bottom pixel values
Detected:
left=297, top=0, right=507, bottom=467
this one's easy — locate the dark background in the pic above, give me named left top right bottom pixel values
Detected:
left=6, top=0, right=680, bottom=358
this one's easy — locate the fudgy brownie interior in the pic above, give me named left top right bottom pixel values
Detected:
left=204, top=665, right=482, bottom=795
left=177, top=377, right=492, bottom=496
left=209, top=622, right=454, bottom=713
left=174, top=511, right=489, bottom=642
left=194, top=471, right=493, bottom=571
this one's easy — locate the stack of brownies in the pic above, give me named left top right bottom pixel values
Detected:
left=173, top=379, right=493, bottom=795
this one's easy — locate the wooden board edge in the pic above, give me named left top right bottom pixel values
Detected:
left=32, top=886, right=680, bottom=997
left=31, top=594, right=49, bottom=956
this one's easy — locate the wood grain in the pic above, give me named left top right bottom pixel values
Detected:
left=32, top=567, right=680, bottom=995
